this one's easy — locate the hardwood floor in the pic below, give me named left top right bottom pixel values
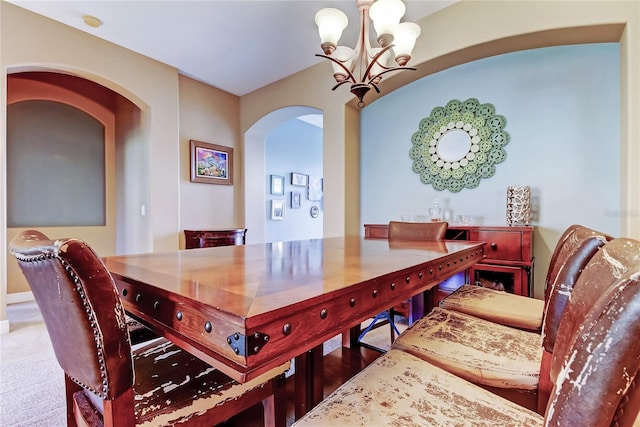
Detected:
left=218, top=345, right=384, bottom=427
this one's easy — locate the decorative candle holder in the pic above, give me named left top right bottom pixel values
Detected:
left=506, top=185, right=531, bottom=226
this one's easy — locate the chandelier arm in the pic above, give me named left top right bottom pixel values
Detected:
left=315, top=53, right=357, bottom=85
left=362, top=44, right=395, bottom=84
left=331, top=80, right=353, bottom=91
left=367, top=65, right=417, bottom=85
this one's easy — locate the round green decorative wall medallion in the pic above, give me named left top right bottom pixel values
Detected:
left=409, top=98, right=509, bottom=192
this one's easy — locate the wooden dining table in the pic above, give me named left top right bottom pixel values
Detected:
left=104, top=236, right=484, bottom=418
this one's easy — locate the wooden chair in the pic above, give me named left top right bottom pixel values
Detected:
left=436, top=224, right=611, bottom=410
left=391, top=237, right=640, bottom=412
left=439, top=224, right=611, bottom=331
left=291, top=246, right=640, bottom=426
left=124, top=315, right=159, bottom=345
left=388, top=220, right=448, bottom=322
left=387, top=220, right=448, bottom=242
left=356, top=221, right=448, bottom=350
left=9, top=230, right=289, bottom=427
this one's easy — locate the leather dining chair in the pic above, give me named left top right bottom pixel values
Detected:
left=439, top=224, right=611, bottom=332
left=387, top=220, right=448, bottom=242
left=436, top=224, right=611, bottom=410
left=357, top=221, right=448, bottom=351
left=391, top=236, right=640, bottom=413
left=387, top=220, right=449, bottom=320
left=291, top=257, right=640, bottom=426
left=9, top=230, right=289, bottom=427
left=123, top=315, right=158, bottom=345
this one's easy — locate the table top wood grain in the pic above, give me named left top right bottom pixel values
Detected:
left=105, top=236, right=484, bottom=382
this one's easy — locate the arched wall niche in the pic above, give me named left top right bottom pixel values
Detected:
left=353, top=23, right=636, bottom=238
left=9, top=71, right=120, bottom=111
left=5, top=70, right=153, bottom=295
left=6, top=72, right=116, bottom=295
left=7, top=66, right=150, bottom=112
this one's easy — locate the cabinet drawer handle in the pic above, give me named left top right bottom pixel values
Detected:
left=490, top=243, right=497, bottom=249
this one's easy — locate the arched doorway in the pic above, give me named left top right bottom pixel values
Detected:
left=244, top=106, right=323, bottom=244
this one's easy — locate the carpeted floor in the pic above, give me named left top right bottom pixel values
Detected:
left=0, top=301, right=407, bottom=426
left=0, top=301, right=65, bottom=427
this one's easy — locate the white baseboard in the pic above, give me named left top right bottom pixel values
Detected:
left=6, top=291, right=34, bottom=304
left=1, top=292, right=36, bottom=335
left=0, top=319, right=9, bottom=335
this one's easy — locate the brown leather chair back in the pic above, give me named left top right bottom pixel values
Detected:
left=541, top=225, right=611, bottom=352
left=542, top=224, right=581, bottom=301
left=545, top=261, right=640, bottom=426
left=388, top=221, right=448, bottom=242
left=550, top=238, right=640, bottom=384
left=9, top=230, right=133, bottom=401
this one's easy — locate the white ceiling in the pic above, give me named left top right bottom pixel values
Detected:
left=7, top=0, right=455, bottom=96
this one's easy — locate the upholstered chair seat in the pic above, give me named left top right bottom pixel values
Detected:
left=440, top=224, right=610, bottom=332
left=392, top=307, right=542, bottom=390
left=439, top=284, right=545, bottom=330
left=293, top=349, right=543, bottom=427
left=75, top=337, right=290, bottom=426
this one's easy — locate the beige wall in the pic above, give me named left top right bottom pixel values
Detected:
left=0, top=2, right=181, bottom=258
left=0, top=2, right=181, bottom=327
left=1, top=0, right=638, bottom=329
left=178, top=75, right=242, bottom=248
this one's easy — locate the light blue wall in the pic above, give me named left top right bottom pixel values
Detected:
left=360, top=43, right=620, bottom=297
left=266, top=118, right=323, bottom=242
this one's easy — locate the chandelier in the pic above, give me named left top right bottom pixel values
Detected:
left=315, top=0, right=421, bottom=108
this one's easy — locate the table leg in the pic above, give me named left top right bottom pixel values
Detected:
left=294, top=344, right=324, bottom=419
left=347, top=323, right=362, bottom=348
left=408, top=292, right=424, bottom=324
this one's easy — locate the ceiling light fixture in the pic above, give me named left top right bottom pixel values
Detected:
left=82, top=14, right=102, bottom=28
left=315, top=0, right=421, bottom=108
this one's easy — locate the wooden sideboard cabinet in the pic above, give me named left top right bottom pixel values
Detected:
left=184, top=229, right=247, bottom=249
left=364, top=224, right=534, bottom=300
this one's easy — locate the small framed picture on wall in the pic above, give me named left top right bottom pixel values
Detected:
left=291, top=192, right=301, bottom=209
left=291, top=172, right=308, bottom=187
left=271, top=200, right=285, bottom=220
left=271, top=175, right=285, bottom=195
left=307, top=176, right=323, bottom=201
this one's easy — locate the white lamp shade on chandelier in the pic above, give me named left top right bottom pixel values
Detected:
left=314, top=0, right=421, bottom=107
left=315, top=8, right=349, bottom=53
left=330, top=46, right=355, bottom=82
left=393, top=22, right=421, bottom=65
left=369, top=0, right=406, bottom=46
